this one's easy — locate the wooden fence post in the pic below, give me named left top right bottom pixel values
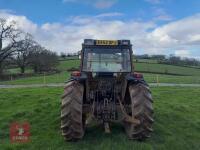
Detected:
left=156, top=75, right=159, bottom=86
left=43, top=72, right=46, bottom=85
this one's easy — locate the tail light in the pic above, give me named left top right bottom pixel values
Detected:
left=71, top=71, right=81, bottom=77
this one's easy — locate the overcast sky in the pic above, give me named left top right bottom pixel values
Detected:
left=0, top=0, right=200, bottom=59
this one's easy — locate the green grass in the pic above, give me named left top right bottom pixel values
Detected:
left=0, top=87, right=199, bottom=150
left=0, top=71, right=69, bottom=85
left=144, top=73, right=200, bottom=84
left=5, top=68, right=33, bottom=74
left=0, top=60, right=79, bottom=85
left=56, top=59, right=200, bottom=76
left=59, top=56, right=79, bottom=60
left=134, top=63, right=200, bottom=76
left=57, top=59, right=80, bottom=71
left=1, top=72, right=200, bottom=85
left=134, top=59, right=158, bottom=64
left=1, top=59, right=200, bottom=85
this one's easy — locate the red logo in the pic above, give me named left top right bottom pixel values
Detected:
left=10, top=122, right=30, bottom=143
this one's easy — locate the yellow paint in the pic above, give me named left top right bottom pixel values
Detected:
left=96, top=40, right=118, bottom=45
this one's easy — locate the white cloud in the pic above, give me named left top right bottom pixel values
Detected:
left=62, top=0, right=117, bottom=9
left=175, top=50, right=190, bottom=58
left=148, top=13, right=200, bottom=47
left=0, top=10, right=38, bottom=33
left=0, top=9, right=15, bottom=14
left=0, top=10, right=200, bottom=58
left=154, top=14, right=173, bottom=21
left=152, top=8, right=173, bottom=21
left=66, top=13, right=123, bottom=25
left=95, top=12, right=123, bottom=18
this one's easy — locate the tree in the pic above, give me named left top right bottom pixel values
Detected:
left=0, top=18, right=21, bottom=74
left=28, top=45, right=58, bottom=73
left=168, top=55, right=181, bottom=65
left=151, top=55, right=166, bottom=60
left=60, top=52, right=67, bottom=59
left=135, top=54, right=149, bottom=59
left=14, top=33, right=37, bottom=73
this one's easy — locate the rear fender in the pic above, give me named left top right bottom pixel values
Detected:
left=65, top=71, right=87, bottom=83
left=126, top=72, right=148, bottom=85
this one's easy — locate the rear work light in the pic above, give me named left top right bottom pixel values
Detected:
left=84, top=39, right=94, bottom=45
left=133, top=72, right=143, bottom=78
left=121, top=40, right=130, bottom=45
left=71, top=71, right=81, bottom=77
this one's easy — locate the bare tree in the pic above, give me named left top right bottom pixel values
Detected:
left=14, top=33, right=37, bottom=73
left=0, top=18, right=21, bottom=74
left=60, top=52, right=67, bottom=59
left=28, top=45, right=58, bottom=73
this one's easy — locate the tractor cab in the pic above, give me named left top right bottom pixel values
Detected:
left=81, top=39, right=133, bottom=74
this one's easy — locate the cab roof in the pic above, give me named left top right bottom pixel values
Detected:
left=83, top=39, right=131, bottom=46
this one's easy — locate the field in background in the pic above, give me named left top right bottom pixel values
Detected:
left=1, top=59, right=200, bottom=85
left=0, top=86, right=199, bottom=150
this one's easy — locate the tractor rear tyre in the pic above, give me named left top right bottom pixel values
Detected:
left=124, top=83, right=154, bottom=140
left=61, top=81, right=85, bottom=141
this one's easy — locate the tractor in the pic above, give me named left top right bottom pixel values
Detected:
left=61, top=39, right=153, bottom=141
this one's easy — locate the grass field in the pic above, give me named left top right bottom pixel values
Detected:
left=0, top=87, right=199, bottom=150
left=1, top=59, right=200, bottom=85
left=5, top=59, right=200, bottom=76
left=6, top=68, right=33, bottom=74
left=134, top=63, right=200, bottom=76
left=1, top=72, right=200, bottom=85
left=133, top=59, right=158, bottom=64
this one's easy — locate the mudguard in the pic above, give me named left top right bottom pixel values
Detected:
left=126, top=73, right=148, bottom=86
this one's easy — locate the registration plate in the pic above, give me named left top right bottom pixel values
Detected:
left=96, top=40, right=118, bottom=45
